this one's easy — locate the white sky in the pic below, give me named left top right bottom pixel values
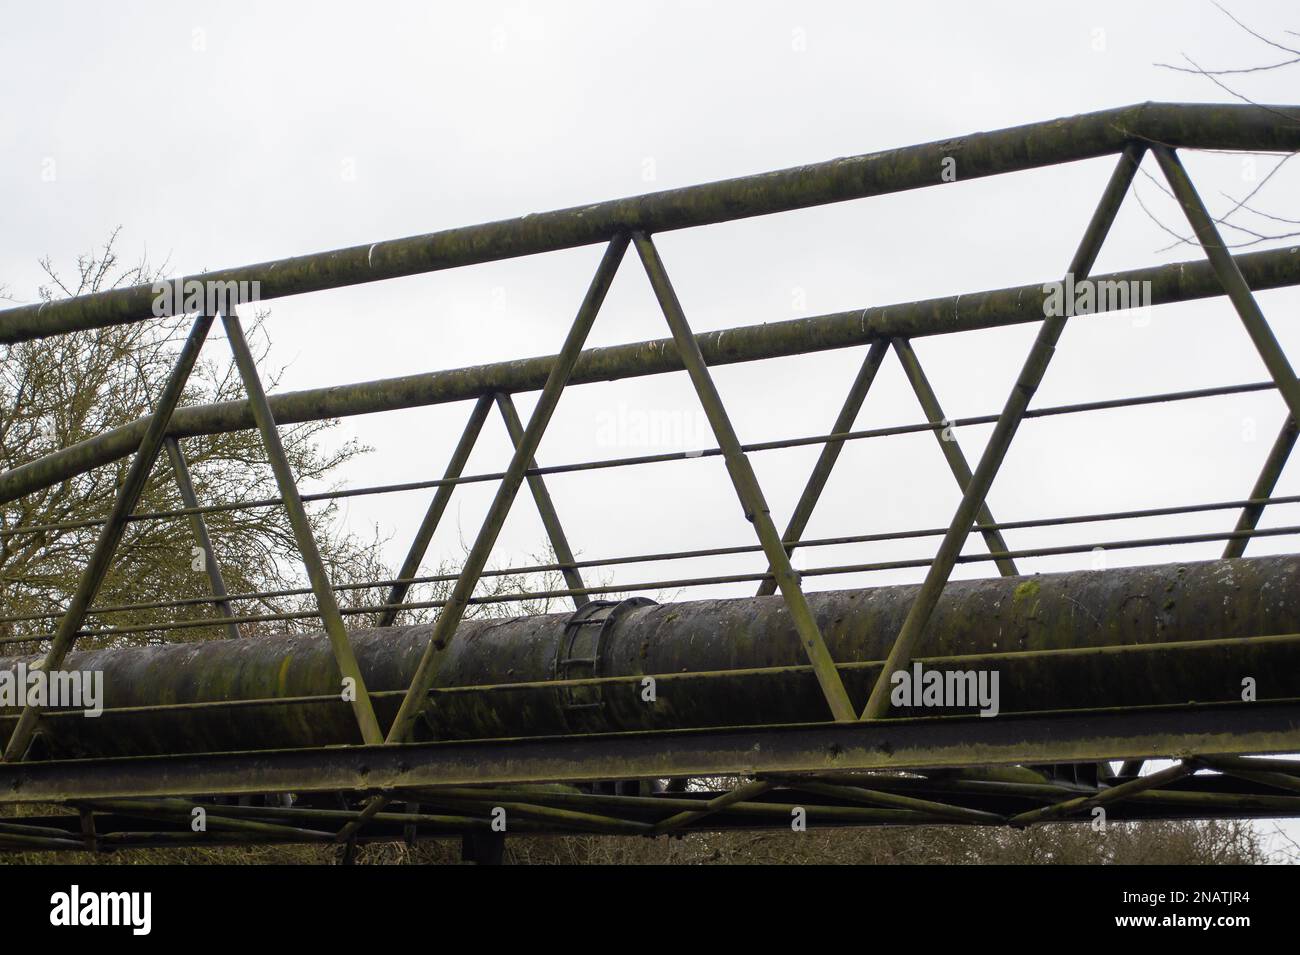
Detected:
left=2, top=0, right=1299, bottom=857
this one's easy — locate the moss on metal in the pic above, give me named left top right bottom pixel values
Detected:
left=2, top=103, right=1297, bottom=347
left=3, top=244, right=1298, bottom=508
left=2, top=554, right=1297, bottom=758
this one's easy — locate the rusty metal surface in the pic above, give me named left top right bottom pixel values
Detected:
left=2, top=104, right=1299, bottom=849
left=2, top=102, right=1296, bottom=347
left=2, top=555, right=1296, bottom=757
left=3, top=699, right=1300, bottom=806
left=3, top=244, right=1297, bottom=509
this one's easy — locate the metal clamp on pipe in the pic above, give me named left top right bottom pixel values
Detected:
left=554, top=597, right=656, bottom=731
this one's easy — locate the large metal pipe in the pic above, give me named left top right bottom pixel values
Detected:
left=3, top=554, right=1298, bottom=758
left=3, top=244, right=1298, bottom=508
left=2, top=103, right=1296, bottom=346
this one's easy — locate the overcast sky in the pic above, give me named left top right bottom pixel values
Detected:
left=2, top=3, right=1298, bottom=634
left=2, top=0, right=1297, bottom=594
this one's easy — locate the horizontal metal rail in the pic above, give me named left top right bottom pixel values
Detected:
left=7, top=768, right=1300, bottom=848
left=4, top=522, right=1297, bottom=646
left=2, top=102, right=1295, bottom=347
left=0, top=375, right=1281, bottom=540
left=1, top=699, right=1297, bottom=804
left=3, top=245, right=1297, bottom=507
left=0, top=761, right=1293, bottom=849
left=3, top=489, right=1296, bottom=629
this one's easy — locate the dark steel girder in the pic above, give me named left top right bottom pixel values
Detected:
left=7, top=767, right=1300, bottom=851
left=4, top=103, right=1300, bottom=845
left=1, top=699, right=1298, bottom=805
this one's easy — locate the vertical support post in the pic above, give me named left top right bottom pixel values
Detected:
left=377, top=395, right=493, bottom=627
left=892, top=337, right=1018, bottom=576
left=221, top=309, right=383, bottom=745
left=861, top=143, right=1145, bottom=720
left=634, top=231, right=856, bottom=722
left=495, top=391, right=588, bottom=609
left=386, top=235, right=629, bottom=745
left=3, top=314, right=214, bottom=762
left=164, top=436, right=241, bottom=639
left=78, top=809, right=98, bottom=853
left=1223, top=417, right=1296, bottom=559
left=757, top=341, right=888, bottom=596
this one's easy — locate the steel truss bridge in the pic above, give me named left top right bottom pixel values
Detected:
left=2, top=102, right=1300, bottom=860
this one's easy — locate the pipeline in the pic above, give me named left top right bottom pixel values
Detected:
left=2, top=554, right=1298, bottom=759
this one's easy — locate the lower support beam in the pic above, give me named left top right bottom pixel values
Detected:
left=652, top=780, right=773, bottom=833
left=2, top=700, right=1297, bottom=805
left=1009, top=760, right=1193, bottom=827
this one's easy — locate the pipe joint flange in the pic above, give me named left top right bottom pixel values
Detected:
left=553, top=597, right=656, bottom=724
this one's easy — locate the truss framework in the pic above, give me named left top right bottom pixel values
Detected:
left=1, top=103, right=1299, bottom=852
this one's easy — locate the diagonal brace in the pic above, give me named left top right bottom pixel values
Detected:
left=771, top=775, right=1006, bottom=825
left=222, top=309, right=383, bottom=745
left=1223, top=416, right=1296, bottom=559
left=634, top=231, right=855, bottom=721
left=860, top=143, right=1146, bottom=720
left=1153, top=145, right=1300, bottom=560
left=652, top=780, right=774, bottom=833
left=164, top=436, right=241, bottom=640
left=494, top=392, right=588, bottom=609
left=892, top=337, right=1019, bottom=576
left=3, top=314, right=214, bottom=761
left=1009, top=760, right=1193, bottom=827
left=385, top=235, right=630, bottom=745
left=377, top=395, right=493, bottom=627
left=757, top=341, right=889, bottom=596
left=1153, top=147, right=1300, bottom=424
left=761, top=337, right=1017, bottom=596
